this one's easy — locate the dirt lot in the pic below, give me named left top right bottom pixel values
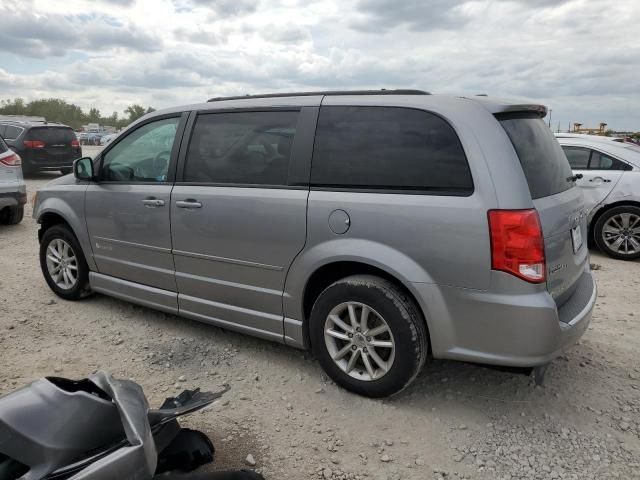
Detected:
left=1, top=166, right=639, bottom=479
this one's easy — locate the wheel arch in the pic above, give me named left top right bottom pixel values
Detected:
left=589, top=200, right=640, bottom=239
left=297, top=260, right=432, bottom=352
left=36, top=201, right=97, bottom=271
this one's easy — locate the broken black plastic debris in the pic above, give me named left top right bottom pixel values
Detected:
left=0, top=372, right=250, bottom=480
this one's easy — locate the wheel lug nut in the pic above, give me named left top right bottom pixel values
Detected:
left=348, top=333, right=353, bottom=338
left=363, top=347, right=368, bottom=353
left=351, top=345, right=357, bottom=350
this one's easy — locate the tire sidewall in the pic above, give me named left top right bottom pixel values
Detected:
left=310, top=278, right=424, bottom=398
left=594, top=206, right=640, bottom=260
left=40, top=225, right=91, bottom=300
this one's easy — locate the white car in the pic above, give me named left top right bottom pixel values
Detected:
left=556, top=134, right=640, bottom=260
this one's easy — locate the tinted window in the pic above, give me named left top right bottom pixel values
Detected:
left=590, top=151, right=631, bottom=171
left=562, top=146, right=590, bottom=169
left=499, top=115, right=573, bottom=199
left=311, top=106, right=472, bottom=194
left=27, top=127, right=75, bottom=143
left=102, top=117, right=179, bottom=182
left=3, top=125, right=23, bottom=140
left=0, top=136, right=7, bottom=154
left=0, top=125, right=6, bottom=137
left=184, top=111, right=298, bottom=186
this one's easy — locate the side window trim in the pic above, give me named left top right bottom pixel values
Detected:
left=174, top=107, right=311, bottom=188
left=96, top=112, right=188, bottom=184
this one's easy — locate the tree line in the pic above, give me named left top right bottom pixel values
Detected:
left=0, top=98, right=155, bottom=130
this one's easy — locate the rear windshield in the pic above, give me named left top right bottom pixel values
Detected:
left=27, top=127, right=76, bottom=144
left=499, top=114, right=573, bottom=199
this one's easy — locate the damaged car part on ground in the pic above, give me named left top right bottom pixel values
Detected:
left=0, top=372, right=264, bottom=480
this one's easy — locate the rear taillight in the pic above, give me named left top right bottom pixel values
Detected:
left=71, top=139, right=80, bottom=148
left=0, top=153, right=21, bottom=167
left=488, top=209, right=546, bottom=283
left=24, top=140, right=46, bottom=149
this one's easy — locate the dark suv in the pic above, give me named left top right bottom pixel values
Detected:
left=0, top=121, right=82, bottom=175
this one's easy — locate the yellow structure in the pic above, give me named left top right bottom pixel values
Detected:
left=572, top=122, right=608, bottom=135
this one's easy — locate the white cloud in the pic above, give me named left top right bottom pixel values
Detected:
left=0, top=0, right=639, bottom=130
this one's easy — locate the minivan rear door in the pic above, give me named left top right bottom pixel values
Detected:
left=499, top=115, right=589, bottom=307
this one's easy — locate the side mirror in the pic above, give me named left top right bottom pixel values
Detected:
left=73, top=157, right=95, bottom=181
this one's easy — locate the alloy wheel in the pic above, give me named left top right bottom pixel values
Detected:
left=323, top=301, right=396, bottom=381
left=45, top=238, right=79, bottom=289
left=602, top=213, right=640, bottom=255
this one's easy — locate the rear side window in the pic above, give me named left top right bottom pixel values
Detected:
left=562, top=146, right=590, bottom=169
left=0, top=136, right=7, bottom=154
left=590, top=151, right=631, bottom=171
left=183, top=111, right=299, bottom=186
left=499, top=115, right=573, bottom=199
left=3, top=125, right=23, bottom=140
left=27, top=127, right=76, bottom=144
left=311, top=106, right=473, bottom=195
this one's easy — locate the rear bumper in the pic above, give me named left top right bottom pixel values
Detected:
left=0, top=186, right=27, bottom=208
left=413, top=269, right=596, bottom=367
left=23, top=153, right=79, bottom=170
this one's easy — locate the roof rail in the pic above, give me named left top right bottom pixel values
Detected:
left=207, top=89, right=430, bottom=102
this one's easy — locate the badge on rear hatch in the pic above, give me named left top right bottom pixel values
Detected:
left=571, top=225, right=583, bottom=253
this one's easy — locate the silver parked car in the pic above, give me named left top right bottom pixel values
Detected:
left=0, top=136, right=26, bottom=225
left=556, top=134, right=640, bottom=260
left=33, top=91, right=596, bottom=397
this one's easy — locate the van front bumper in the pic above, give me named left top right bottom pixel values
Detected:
left=413, top=269, right=596, bottom=367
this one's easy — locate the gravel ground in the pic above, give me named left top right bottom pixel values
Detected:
left=1, top=163, right=639, bottom=479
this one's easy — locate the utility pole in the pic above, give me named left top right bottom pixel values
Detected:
left=548, top=109, right=552, bottom=128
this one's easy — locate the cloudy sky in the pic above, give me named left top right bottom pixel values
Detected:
left=0, top=0, right=638, bottom=130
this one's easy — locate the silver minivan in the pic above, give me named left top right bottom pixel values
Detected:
left=33, top=91, right=596, bottom=397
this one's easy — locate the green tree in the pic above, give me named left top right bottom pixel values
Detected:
left=0, top=98, right=155, bottom=130
left=124, top=104, right=147, bottom=123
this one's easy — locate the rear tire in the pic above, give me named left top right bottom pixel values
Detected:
left=310, top=275, right=428, bottom=398
left=39, top=224, right=92, bottom=300
left=0, top=205, right=24, bottom=225
left=594, top=205, right=640, bottom=260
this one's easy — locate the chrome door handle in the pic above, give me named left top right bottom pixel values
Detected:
left=176, top=199, right=202, bottom=209
left=142, top=198, right=165, bottom=207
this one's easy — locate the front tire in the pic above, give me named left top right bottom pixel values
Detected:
left=594, top=206, right=640, bottom=260
left=40, top=224, right=92, bottom=300
left=310, top=275, right=428, bottom=398
left=0, top=205, right=24, bottom=225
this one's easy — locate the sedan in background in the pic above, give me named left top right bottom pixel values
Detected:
left=557, top=134, right=640, bottom=260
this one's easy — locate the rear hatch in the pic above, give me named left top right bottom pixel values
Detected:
left=499, top=114, right=589, bottom=308
left=25, top=127, right=80, bottom=165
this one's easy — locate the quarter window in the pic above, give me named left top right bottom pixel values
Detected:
left=183, top=111, right=299, bottom=186
left=311, top=106, right=473, bottom=194
left=590, top=151, right=630, bottom=171
left=101, top=117, right=179, bottom=182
